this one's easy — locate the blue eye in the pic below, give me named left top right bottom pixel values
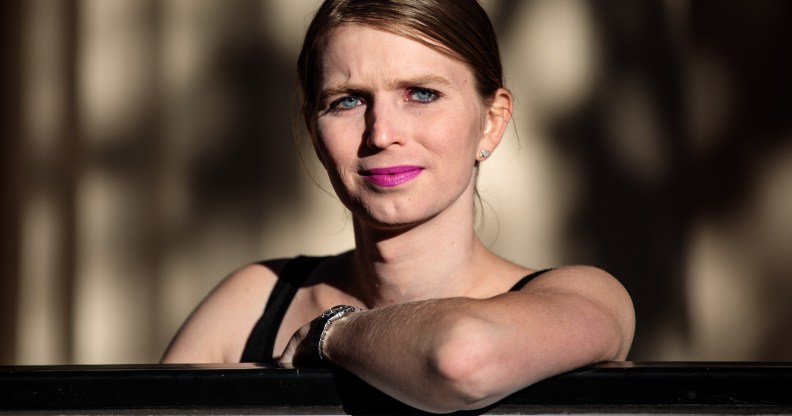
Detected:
left=331, top=96, right=363, bottom=111
left=408, top=88, right=438, bottom=103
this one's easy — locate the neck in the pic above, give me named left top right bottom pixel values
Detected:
left=349, top=190, right=489, bottom=308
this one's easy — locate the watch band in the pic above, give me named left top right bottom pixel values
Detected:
left=309, top=305, right=361, bottom=363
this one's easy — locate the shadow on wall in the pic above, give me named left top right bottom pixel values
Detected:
left=487, top=0, right=792, bottom=360
left=541, top=0, right=791, bottom=360
left=550, top=0, right=694, bottom=361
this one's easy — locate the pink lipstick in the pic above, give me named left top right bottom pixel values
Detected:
left=361, top=165, right=424, bottom=187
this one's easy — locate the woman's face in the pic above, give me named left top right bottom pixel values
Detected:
left=313, top=24, right=502, bottom=230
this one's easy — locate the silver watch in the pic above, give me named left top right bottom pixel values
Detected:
left=309, top=305, right=361, bottom=363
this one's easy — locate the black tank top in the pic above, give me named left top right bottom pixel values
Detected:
left=240, top=256, right=550, bottom=362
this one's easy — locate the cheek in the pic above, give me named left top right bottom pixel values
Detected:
left=316, top=120, right=355, bottom=159
left=314, top=121, right=364, bottom=183
left=427, top=111, right=482, bottom=156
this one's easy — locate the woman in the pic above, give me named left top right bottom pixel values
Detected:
left=162, top=0, right=635, bottom=413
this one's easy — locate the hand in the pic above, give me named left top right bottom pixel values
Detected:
left=276, top=319, right=321, bottom=367
left=277, top=305, right=361, bottom=367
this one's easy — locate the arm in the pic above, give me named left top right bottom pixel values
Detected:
left=280, top=266, right=634, bottom=413
left=161, top=262, right=283, bottom=363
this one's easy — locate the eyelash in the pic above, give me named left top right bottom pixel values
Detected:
left=327, top=96, right=365, bottom=113
left=405, top=87, right=441, bottom=104
left=325, top=87, right=442, bottom=114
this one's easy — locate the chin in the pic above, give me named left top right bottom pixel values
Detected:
left=356, top=207, right=433, bottom=231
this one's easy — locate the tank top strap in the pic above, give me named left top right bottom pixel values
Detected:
left=240, top=255, right=328, bottom=363
left=509, top=268, right=553, bottom=292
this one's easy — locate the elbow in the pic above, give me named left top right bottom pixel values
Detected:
left=427, top=316, right=505, bottom=411
left=570, top=265, right=636, bottom=362
left=598, top=270, right=636, bottom=361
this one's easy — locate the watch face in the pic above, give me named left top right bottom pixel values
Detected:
left=323, top=305, right=358, bottom=320
left=322, top=306, right=343, bottom=318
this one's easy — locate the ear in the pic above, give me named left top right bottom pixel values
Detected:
left=477, top=88, right=513, bottom=160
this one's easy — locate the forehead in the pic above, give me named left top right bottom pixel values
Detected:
left=319, top=24, right=475, bottom=89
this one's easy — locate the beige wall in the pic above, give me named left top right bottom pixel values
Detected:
left=4, top=0, right=792, bottom=364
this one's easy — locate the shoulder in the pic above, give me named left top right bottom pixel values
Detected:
left=220, top=259, right=291, bottom=298
left=516, top=265, right=635, bottom=358
left=204, top=258, right=294, bottom=318
left=161, top=258, right=290, bottom=363
left=523, top=265, right=627, bottom=294
left=521, top=265, right=633, bottom=314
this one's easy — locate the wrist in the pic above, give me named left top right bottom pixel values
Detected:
left=309, top=305, right=361, bottom=364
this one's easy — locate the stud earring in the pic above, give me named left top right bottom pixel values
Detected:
left=478, top=149, right=491, bottom=159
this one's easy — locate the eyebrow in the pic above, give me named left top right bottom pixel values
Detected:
left=391, top=74, right=453, bottom=89
left=319, top=74, right=454, bottom=103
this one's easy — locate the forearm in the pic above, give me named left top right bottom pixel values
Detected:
left=316, top=268, right=633, bottom=413
left=322, top=295, right=620, bottom=412
left=323, top=298, right=490, bottom=412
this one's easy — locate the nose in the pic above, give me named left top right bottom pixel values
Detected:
left=364, top=100, right=403, bottom=149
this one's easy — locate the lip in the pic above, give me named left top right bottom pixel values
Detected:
left=360, top=165, right=424, bottom=187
